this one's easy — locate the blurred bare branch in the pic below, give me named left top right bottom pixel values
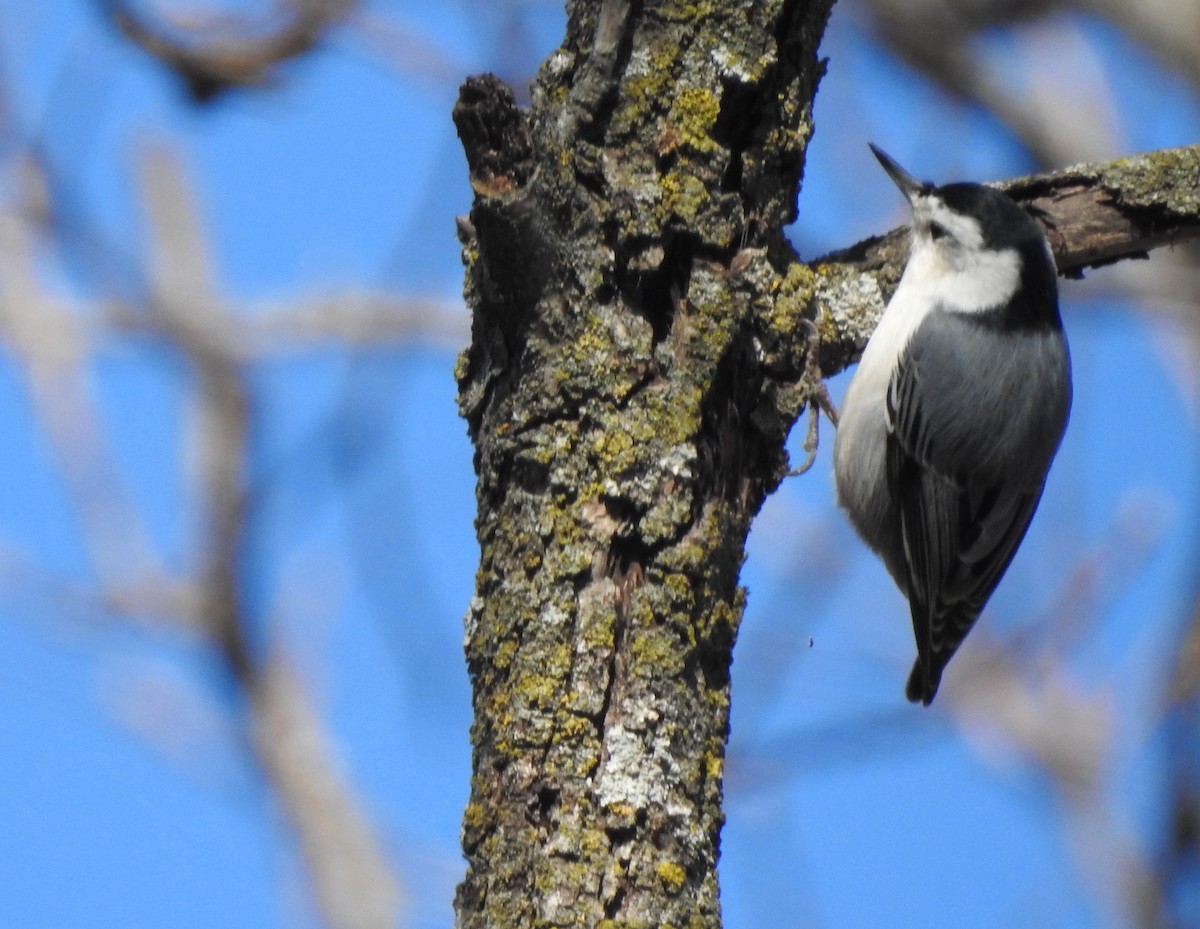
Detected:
left=1080, top=0, right=1200, bottom=88
left=102, top=0, right=359, bottom=101
left=859, top=0, right=1122, bottom=166
left=0, top=208, right=166, bottom=589
left=349, top=10, right=467, bottom=92
left=0, top=128, right=422, bottom=927
left=945, top=629, right=1153, bottom=927
left=252, top=659, right=403, bottom=929
left=133, top=143, right=403, bottom=929
left=104, top=292, right=468, bottom=354
left=1156, top=587, right=1200, bottom=929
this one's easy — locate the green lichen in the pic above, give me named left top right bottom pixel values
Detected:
left=453, top=348, right=471, bottom=384
left=695, top=590, right=744, bottom=645
left=592, top=425, right=636, bottom=463
left=494, top=638, right=518, bottom=670
left=660, top=171, right=710, bottom=223
left=513, top=642, right=572, bottom=711
left=817, top=301, right=840, bottom=346
left=641, top=489, right=694, bottom=547
left=605, top=802, right=638, bottom=828
left=657, top=860, right=688, bottom=894
left=558, top=713, right=593, bottom=741
left=657, top=531, right=711, bottom=573
left=662, top=572, right=694, bottom=606
left=657, top=0, right=718, bottom=22
left=640, top=386, right=702, bottom=448
left=769, top=261, right=817, bottom=335
left=462, top=802, right=488, bottom=830
left=611, top=42, right=681, bottom=139
left=1104, top=146, right=1200, bottom=214
left=670, top=87, right=720, bottom=155
left=631, top=628, right=683, bottom=675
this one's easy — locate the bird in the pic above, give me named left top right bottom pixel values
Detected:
left=832, top=144, right=1072, bottom=706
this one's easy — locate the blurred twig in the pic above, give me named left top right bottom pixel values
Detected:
left=102, top=0, right=359, bottom=101
left=0, top=205, right=166, bottom=592
left=1157, top=586, right=1200, bottom=929
left=136, top=141, right=402, bottom=929
left=859, top=0, right=1122, bottom=167
left=105, top=292, right=468, bottom=353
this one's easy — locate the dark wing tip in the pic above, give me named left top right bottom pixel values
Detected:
left=905, top=659, right=941, bottom=706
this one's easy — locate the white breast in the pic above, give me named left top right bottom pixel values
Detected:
left=831, top=258, right=931, bottom=541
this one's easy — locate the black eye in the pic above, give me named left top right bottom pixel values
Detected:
left=929, top=221, right=949, bottom=241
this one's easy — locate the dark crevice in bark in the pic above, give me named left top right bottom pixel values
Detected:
left=511, top=455, right=551, bottom=495
left=604, top=816, right=639, bottom=845
left=696, top=331, right=774, bottom=511
left=606, top=533, right=652, bottom=579
left=617, top=232, right=692, bottom=344
left=603, top=881, right=629, bottom=920
left=712, top=76, right=760, bottom=194
left=471, top=199, right=552, bottom=355
left=689, top=615, right=737, bottom=692
left=533, top=784, right=560, bottom=825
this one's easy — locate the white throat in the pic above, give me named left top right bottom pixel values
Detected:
left=903, top=237, right=1020, bottom=315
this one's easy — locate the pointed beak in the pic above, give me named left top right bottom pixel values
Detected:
left=868, top=143, right=925, bottom=203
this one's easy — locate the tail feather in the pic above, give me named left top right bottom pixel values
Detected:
left=905, top=658, right=941, bottom=706
left=906, top=601, right=983, bottom=706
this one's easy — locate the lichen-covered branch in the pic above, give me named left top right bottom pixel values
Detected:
left=1011, top=146, right=1200, bottom=271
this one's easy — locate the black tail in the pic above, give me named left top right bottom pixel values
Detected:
left=905, top=658, right=941, bottom=706
left=906, top=602, right=983, bottom=706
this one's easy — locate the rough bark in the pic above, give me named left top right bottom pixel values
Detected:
left=451, top=4, right=1200, bottom=927
left=452, top=2, right=833, bottom=926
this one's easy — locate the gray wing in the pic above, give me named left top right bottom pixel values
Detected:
left=885, top=312, right=1056, bottom=705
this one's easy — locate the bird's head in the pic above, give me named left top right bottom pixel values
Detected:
left=868, top=143, right=1057, bottom=320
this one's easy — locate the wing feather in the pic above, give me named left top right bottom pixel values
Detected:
left=886, top=312, right=1056, bottom=705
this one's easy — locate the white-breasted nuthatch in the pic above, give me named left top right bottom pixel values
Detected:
left=833, top=145, right=1072, bottom=706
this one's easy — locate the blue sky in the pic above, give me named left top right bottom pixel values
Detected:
left=1, top=3, right=1198, bottom=929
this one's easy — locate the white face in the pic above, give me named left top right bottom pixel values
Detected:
left=905, top=193, right=1020, bottom=314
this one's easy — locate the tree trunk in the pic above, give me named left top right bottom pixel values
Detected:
left=451, top=1, right=834, bottom=925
